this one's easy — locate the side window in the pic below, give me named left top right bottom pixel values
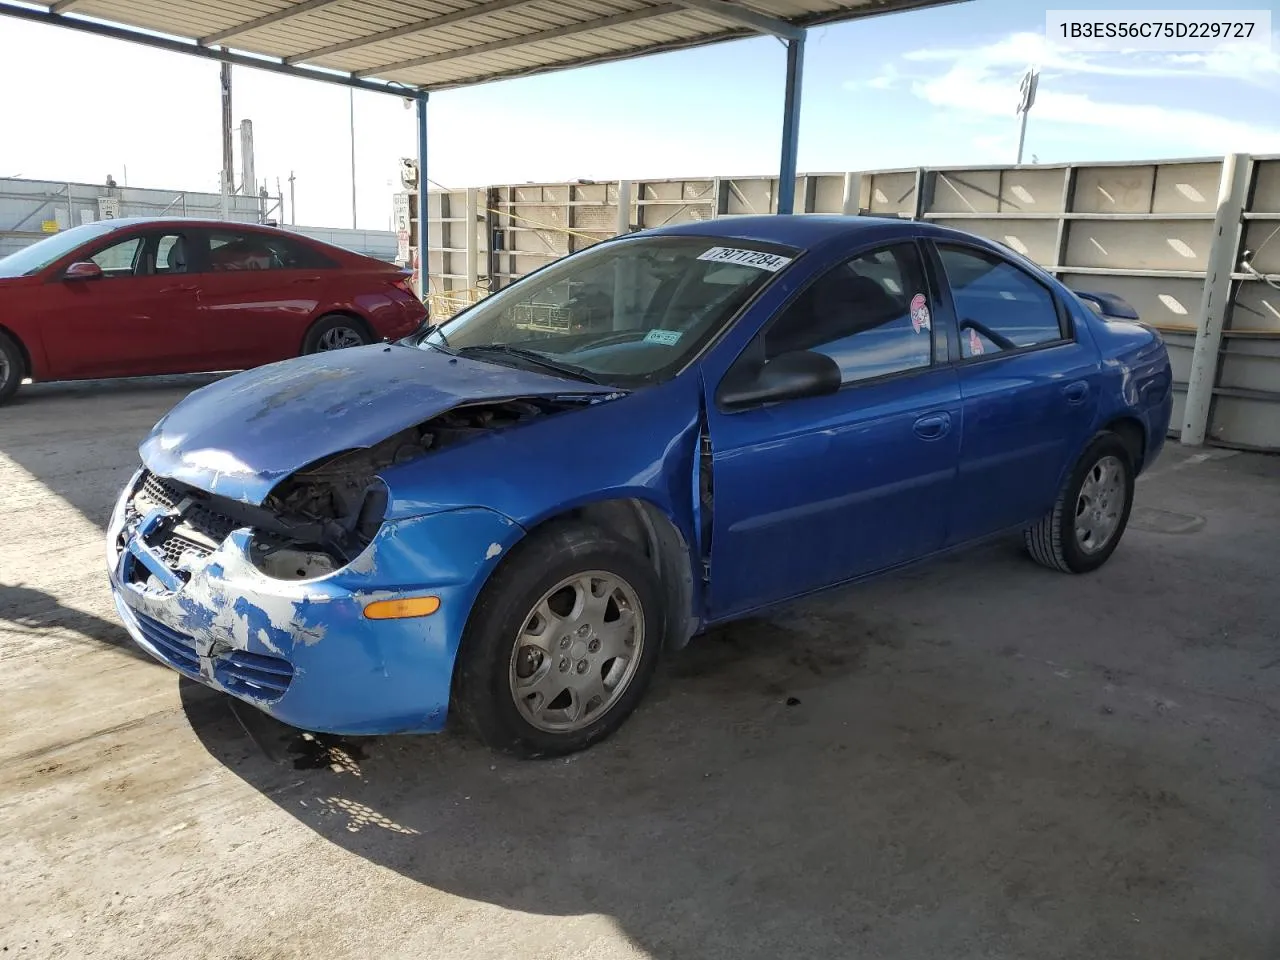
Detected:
left=760, top=242, right=934, bottom=385
left=205, top=231, right=332, bottom=271
left=89, top=237, right=144, bottom=278
left=207, top=231, right=280, bottom=271
left=152, top=234, right=191, bottom=275
left=937, top=244, right=1066, bottom=358
left=266, top=235, right=332, bottom=269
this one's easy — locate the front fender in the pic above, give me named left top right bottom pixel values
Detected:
left=331, top=506, right=529, bottom=667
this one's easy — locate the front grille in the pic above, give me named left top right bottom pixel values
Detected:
left=218, top=649, right=295, bottom=700
left=133, top=610, right=200, bottom=675
left=157, top=533, right=214, bottom=569
left=132, top=610, right=295, bottom=702
left=138, top=472, right=183, bottom=511
left=125, top=471, right=246, bottom=583
left=184, top=502, right=240, bottom=542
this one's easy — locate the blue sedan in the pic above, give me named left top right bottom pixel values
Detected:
left=106, top=215, right=1173, bottom=757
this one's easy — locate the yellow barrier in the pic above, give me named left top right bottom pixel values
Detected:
left=426, top=285, right=489, bottom=320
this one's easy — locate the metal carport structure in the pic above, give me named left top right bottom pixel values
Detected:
left=0, top=0, right=964, bottom=293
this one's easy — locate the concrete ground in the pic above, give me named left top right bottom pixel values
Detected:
left=1, top=376, right=1277, bottom=960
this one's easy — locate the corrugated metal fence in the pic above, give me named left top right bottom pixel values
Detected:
left=0, top=176, right=397, bottom=262
left=416, top=155, right=1280, bottom=453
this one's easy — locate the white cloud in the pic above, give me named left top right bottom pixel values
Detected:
left=889, top=30, right=1280, bottom=157
left=904, top=29, right=1280, bottom=86
left=844, top=63, right=900, bottom=91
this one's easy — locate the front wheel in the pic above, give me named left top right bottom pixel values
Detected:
left=302, top=314, right=373, bottom=354
left=1025, top=432, right=1135, bottom=574
left=453, top=521, right=664, bottom=758
left=0, top=330, right=25, bottom=406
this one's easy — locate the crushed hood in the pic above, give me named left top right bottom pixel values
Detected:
left=140, top=343, right=615, bottom=505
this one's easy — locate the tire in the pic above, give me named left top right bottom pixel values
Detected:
left=302, top=314, right=373, bottom=354
left=0, top=330, right=25, bottom=406
left=1025, top=431, right=1135, bottom=574
left=453, top=521, right=664, bottom=758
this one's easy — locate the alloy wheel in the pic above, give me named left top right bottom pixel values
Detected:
left=317, top=326, right=365, bottom=350
left=1075, top=454, right=1126, bottom=554
left=508, top=571, right=645, bottom=733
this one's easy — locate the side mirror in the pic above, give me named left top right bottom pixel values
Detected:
left=64, top=261, right=103, bottom=281
left=718, top=350, right=842, bottom=410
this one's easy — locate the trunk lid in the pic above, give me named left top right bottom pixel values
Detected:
left=140, top=343, right=615, bottom=505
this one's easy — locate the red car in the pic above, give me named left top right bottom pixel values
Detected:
left=0, top=218, right=427, bottom=404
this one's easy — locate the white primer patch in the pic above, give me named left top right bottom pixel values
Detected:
left=485, top=542, right=503, bottom=560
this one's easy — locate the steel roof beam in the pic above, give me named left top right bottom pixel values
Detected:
left=48, top=0, right=86, bottom=12
left=356, top=4, right=684, bottom=77
left=668, top=0, right=802, bottom=39
left=2, top=2, right=414, bottom=95
left=199, top=0, right=349, bottom=47
left=285, top=0, right=538, bottom=64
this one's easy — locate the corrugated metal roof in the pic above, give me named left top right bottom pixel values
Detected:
left=12, top=0, right=963, bottom=91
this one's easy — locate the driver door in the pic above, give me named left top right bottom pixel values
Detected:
left=39, top=228, right=203, bottom=379
left=703, top=240, right=962, bottom=620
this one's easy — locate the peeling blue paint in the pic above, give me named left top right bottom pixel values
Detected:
left=107, top=504, right=526, bottom=735
left=138, top=344, right=615, bottom=505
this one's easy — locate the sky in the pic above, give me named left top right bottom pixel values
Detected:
left=1, top=0, right=1278, bottom=230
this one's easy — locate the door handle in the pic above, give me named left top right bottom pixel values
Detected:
left=160, top=284, right=197, bottom=294
left=913, top=412, right=951, bottom=440
left=291, top=277, right=320, bottom=284
left=1063, top=381, right=1090, bottom=404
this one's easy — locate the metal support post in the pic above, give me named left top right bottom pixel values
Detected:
left=219, top=60, right=233, bottom=220
left=613, top=180, right=636, bottom=329
left=841, top=172, right=860, bottom=215
left=465, top=186, right=479, bottom=291
left=776, top=32, right=805, bottom=215
left=349, top=88, right=357, bottom=229
left=616, top=180, right=632, bottom=235
left=1181, top=152, right=1250, bottom=446
left=415, top=90, right=429, bottom=302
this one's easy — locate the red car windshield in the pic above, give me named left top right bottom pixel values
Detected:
left=0, top=221, right=124, bottom=278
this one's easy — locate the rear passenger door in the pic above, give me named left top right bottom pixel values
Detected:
left=193, top=229, right=328, bottom=369
left=927, top=241, right=1101, bottom=546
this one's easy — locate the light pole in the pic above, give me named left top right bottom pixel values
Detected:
left=349, top=88, right=357, bottom=230
left=1015, top=67, right=1039, bottom=166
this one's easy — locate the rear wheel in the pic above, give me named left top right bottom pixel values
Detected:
left=1025, top=432, right=1135, bottom=574
left=302, top=314, right=373, bottom=354
left=453, top=521, right=664, bottom=758
left=0, top=331, right=25, bottom=405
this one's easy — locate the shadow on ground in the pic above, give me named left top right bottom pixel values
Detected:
left=0, top=374, right=224, bottom=532
left=180, top=537, right=1279, bottom=960
left=0, top=580, right=156, bottom=664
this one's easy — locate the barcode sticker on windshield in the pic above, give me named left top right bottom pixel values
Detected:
left=697, top=247, right=793, bottom=272
left=644, top=329, right=682, bottom=346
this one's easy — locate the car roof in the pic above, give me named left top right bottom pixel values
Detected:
left=643, top=214, right=920, bottom=249
left=87, top=217, right=287, bottom=232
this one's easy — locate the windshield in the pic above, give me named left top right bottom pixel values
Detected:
left=423, top=236, right=798, bottom=386
left=0, top=220, right=124, bottom=278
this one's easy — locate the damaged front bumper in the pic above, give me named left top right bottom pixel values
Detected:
left=106, top=469, right=524, bottom=735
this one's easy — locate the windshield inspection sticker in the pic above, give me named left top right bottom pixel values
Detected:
left=697, top=247, right=793, bottom=272
left=644, top=328, right=683, bottom=346
left=909, top=293, right=931, bottom=333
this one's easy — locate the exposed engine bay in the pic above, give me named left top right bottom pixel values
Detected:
left=121, top=398, right=575, bottom=585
